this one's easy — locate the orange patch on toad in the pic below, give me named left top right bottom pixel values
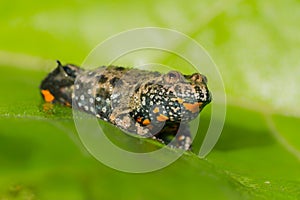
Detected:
left=177, top=98, right=184, bottom=104
left=41, top=90, right=55, bottom=102
left=156, top=114, right=169, bottom=122
left=183, top=102, right=202, bottom=113
left=153, top=107, right=160, bottom=113
left=142, top=119, right=151, bottom=125
left=136, top=117, right=142, bottom=123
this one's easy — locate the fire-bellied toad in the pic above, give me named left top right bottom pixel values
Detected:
left=40, top=61, right=211, bottom=150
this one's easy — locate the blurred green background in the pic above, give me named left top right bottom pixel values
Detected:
left=1, top=0, right=300, bottom=199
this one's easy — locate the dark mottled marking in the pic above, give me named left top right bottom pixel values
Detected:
left=115, top=66, right=125, bottom=71
left=98, top=75, right=108, bottom=83
left=109, top=77, right=120, bottom=86
left=97, top=88, right=110, bottom=99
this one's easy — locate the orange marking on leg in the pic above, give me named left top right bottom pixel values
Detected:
left=183, top=102, right=202, bottom=113
left=41, top=90, right=55, bottom=102
left=142, top=119, right=151, bottom=125
left=156, top=114, right=169, bottom=121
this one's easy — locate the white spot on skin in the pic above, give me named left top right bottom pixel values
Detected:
left=84, top=106, right=89, bottom=111
left=171, top=107, right=180, bottom=113
left=96, top=97, right=101, bottom=102
left=102, top=107, right=107, bottom=113
left=111, top=93, right=120, bottom=100
left=80, top=95, right=85, bottom=101
left=88, top=89, right=92, bottom=94
left=90, top=107, right=95, bottom=113
left=184, top=137, right=191, bottom=150
left=89, top=98, right=94, bottom=103
left=200, top=94, right=207, bottom=101
left=75, top=84, right=80, bottom=89
left=78, top=102, right=82, bottom=107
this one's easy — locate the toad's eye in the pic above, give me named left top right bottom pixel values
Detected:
left=63, top=66, right=76, bottom=78
left=164, top=71, right=181, bottom=83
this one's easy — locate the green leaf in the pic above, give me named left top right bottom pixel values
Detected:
left=1, top=0, right=300, bottom=199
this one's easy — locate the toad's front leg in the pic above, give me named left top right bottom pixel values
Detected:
left=109, top=109, right=153, bottom=138
left=155, top=122, right=192, bottom=150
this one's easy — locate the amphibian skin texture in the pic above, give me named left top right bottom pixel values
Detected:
left=40, top=61, right=212, bottom=150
